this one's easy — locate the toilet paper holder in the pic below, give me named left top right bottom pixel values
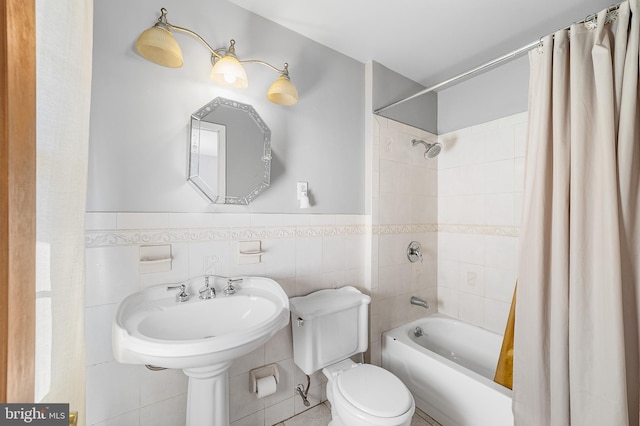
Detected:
left=249, top=364, right=280, bottom=394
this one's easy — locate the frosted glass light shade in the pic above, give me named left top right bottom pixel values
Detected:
left=267, top=76, right=299, bottom=106
left=135, top=25, right=184, bottom=68
left=210, top=56, right=248, bottom=89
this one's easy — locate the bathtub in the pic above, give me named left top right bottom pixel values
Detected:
left=381, top=314, right=513, bottom=426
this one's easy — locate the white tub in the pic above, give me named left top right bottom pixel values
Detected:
left=381, top=314, right=513, bottom=426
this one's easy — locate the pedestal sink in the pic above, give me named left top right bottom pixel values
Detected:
left=112, top=276, right=290, bottom=426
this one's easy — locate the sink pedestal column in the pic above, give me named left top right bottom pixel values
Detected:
left=183, top=362, right=233, bottom=426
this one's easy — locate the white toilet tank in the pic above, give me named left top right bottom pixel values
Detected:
left=290, top=286, right=371, bottom=375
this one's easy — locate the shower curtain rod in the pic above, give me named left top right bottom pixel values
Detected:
left=373, top=2, right=622, bottom=115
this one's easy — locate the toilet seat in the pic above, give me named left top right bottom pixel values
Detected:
left=334, top=364, right=413, bottom=419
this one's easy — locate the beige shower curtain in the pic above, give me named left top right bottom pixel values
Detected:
left=513, top=1, right=640, bottom=424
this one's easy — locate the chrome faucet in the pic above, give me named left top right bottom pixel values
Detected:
left=167, top=284, right=190, bottom=303
left=224, top=278, right=242, bottom=296
left=199, top=276, right=216, bottom=300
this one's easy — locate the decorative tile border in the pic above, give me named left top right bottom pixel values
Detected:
left=85, top=225, right=368, bottom=248
left=437, top=224, right=520, bottom=237
left=85, top=222, right=518, bottom=247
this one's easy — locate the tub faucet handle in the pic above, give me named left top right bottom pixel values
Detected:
left=407, top=241, right=424, bottom=263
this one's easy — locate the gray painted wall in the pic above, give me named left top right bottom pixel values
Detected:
left=371, top=62, right=437, bottom=134
left=437, top=55, right=530, bottom=134
left=88, top=0, right=365, bottom=213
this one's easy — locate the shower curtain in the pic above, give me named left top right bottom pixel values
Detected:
left=513, top=0, right=640, bottom=424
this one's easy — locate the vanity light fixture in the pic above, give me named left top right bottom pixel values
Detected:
left=135, top=8, right=299, bottom=106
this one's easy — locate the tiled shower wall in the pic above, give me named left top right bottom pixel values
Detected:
left=367, top=116, right=439, bottom=365
left=436, top=112, right=527, bottom=334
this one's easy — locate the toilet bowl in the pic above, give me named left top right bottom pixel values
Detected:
left=323, top=359, right=415, bottom=426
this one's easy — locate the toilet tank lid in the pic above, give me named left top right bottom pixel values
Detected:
left=290, top=286, right=371, bottom=319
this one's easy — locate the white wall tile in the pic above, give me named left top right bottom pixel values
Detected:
left=378, top=234, right=407, bottom=267
left=459, top=164, right=485, bottom=195
left=229, top=372, right=265, bottom=422
left=229, top=346, right=265, bottom=378
left=85, top=246, right=140, bottom=307
left=458, top=292, right=484, bottom=327
left=294, top=238, right=322, bottom=277
left=322, top=236, right=346, bottom=273
left=485, top=267, right=517, bottom=303
left=249, top=213, right=284, bottom=227
left=483, top=127, right=515, bottom=163
left=265, top=397, right=294, bottom=426
left=437, top=286, right=458, bottom=317
left=230, top=410, right=265, bottom=426
left=438, top=168, right=462, bottom=196
left=438, top=233, right=461, bottom=262
left=458, top=234, right=484, bottom=265
left=212, top=213, right=251, bottom=228
left=263, top=238, right=297, bottom=280
left=483, top=298, right=511, bottom=335
left=85, top=303, right=117, bottom=366
left=140, top=368, right=188, bottom=406
left=86, top=213, right=117, bottom=231
left=458, top=263, right=485, bottom=296
left=458, top=195, right=485, bottom=225
left=483, top=160, right=515, bottom=194
left=187, top=241, right=232, bottom=278
left=484, top=236, right=517, bottom=271
left=434, top=113, right=524, bottom=332
left=438, top=196, right=461, bottom=224
left=168, top=213, right=213, bottom=229
left=93, top=410, right=139, bottom=426
left=437, top=260, right=459, bottom=288
left=295, top=274, right=324, bottom=297
left=117, top=213, right=169, bottom=230
left=514, top=157, right=525, bottom=193
left=86, top=362, right=141, bottom=425
left=139, top=394, right=187, bottom=426
left=484, top=193, right=515, bottom=226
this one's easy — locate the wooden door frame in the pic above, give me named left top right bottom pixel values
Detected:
left=1, top=0, right=36, bottom=402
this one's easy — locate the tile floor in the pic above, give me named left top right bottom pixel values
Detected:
left=274, top=402, right=442, bottom=426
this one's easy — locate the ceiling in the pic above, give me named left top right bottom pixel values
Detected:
left=226, top=0, right=616, bottom=89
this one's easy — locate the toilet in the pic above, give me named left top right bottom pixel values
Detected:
left=290, top=286, right=415, bottom=426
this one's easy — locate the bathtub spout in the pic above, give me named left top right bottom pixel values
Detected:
left=410, top=296, right=429, bottom=309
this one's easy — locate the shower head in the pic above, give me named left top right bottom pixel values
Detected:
left=411, top=139, right=442, bottom=159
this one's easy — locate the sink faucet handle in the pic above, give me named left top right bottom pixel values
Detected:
left=167, top=284, right=189, bottom=303
left=224, top=278, right=242, bottom=296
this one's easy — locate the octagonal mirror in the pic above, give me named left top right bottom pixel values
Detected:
left=188, top=97, right=271, bottom=204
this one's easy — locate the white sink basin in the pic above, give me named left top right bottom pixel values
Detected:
left=113, top=276, right=290, bottom=369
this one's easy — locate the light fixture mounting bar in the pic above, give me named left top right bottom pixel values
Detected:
left=165, top=24, right=223, bottom=60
